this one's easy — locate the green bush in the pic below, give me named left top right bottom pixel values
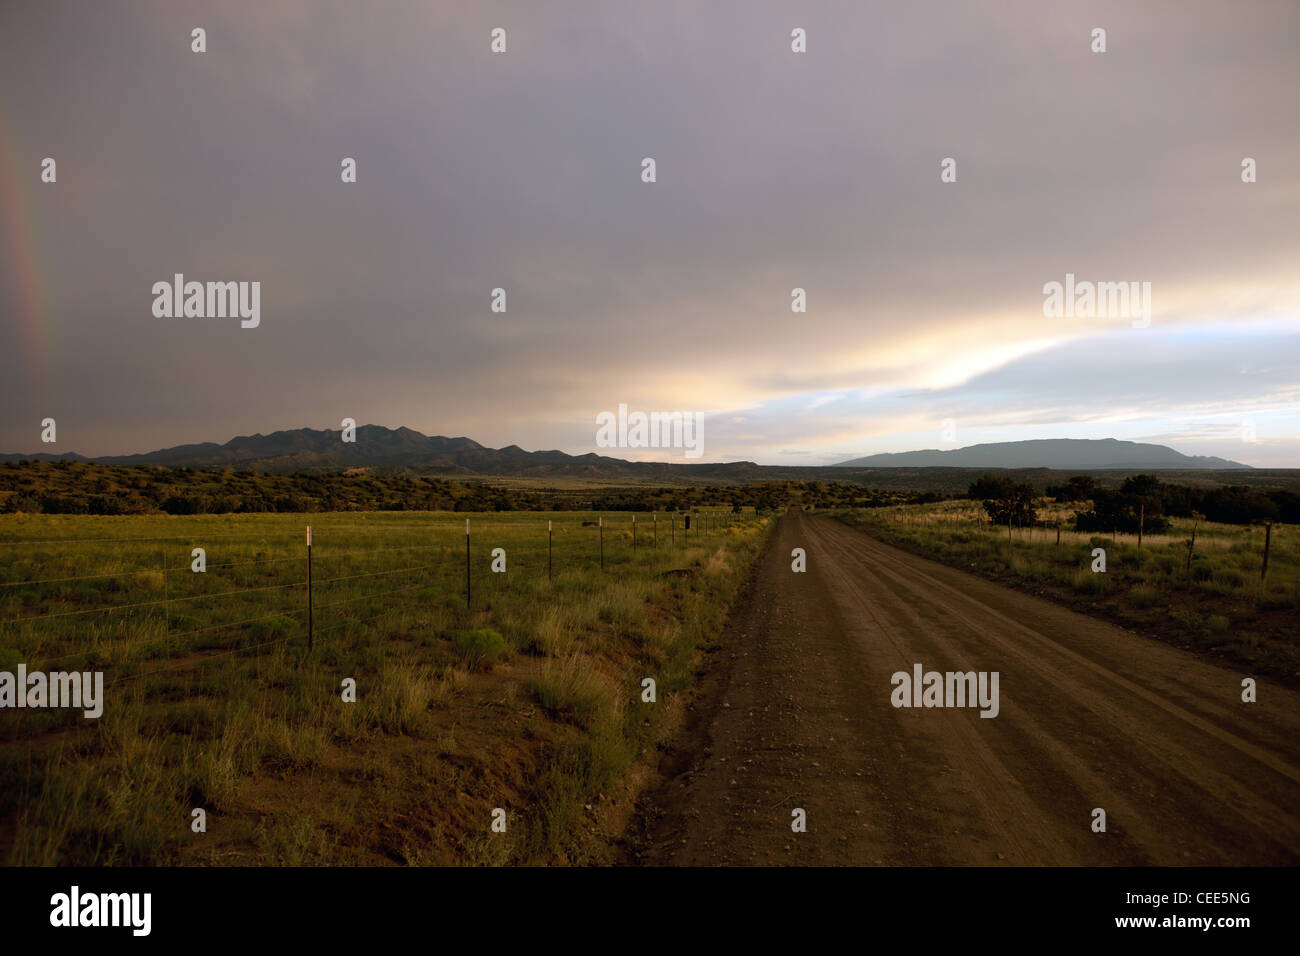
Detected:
left=453, top=628, right=507, bottom=670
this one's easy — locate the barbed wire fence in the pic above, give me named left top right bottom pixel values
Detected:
left=0, top=510, right=745, bottom=688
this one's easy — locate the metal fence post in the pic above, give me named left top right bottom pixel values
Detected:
left=306, top=525, right=313, bottom=652
left=161, top=550, right=169, bottom=639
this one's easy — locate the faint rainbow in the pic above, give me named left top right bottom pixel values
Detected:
left=0, top=107, right=49, bottom=398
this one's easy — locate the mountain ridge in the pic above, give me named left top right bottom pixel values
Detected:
left=1, top=428, right=1251, bottom=474
left=0, top=425, right=762, bottom=479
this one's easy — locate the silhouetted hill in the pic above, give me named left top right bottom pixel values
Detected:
left=0, top=425, right=762, bottom=479
left=835, top=438, right=1248, bottom=470
left=4, top=429, right=1273, bottom=490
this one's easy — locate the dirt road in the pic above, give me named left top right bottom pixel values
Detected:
left=626, top=511, right=1300, bottom=865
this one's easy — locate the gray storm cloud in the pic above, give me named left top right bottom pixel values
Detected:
left=0, top=0, right=1296, bottom=464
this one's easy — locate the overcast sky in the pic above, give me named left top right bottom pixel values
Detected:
left=1, top=0, right=1296, bottom=466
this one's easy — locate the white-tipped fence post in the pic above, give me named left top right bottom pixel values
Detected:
left=548, top=519, right=553, bottom=582
left=306, top=525, right=313, bottom=652
left=161, top=551, right=169, bottom=638
left=465, top=517, right=471, bottom=609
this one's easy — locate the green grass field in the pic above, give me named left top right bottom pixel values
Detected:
left=834, top=501, right=1298, bottom=681
left=0, top=509, right=770, bottom=865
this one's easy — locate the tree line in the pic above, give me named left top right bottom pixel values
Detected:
left=970, top=472, right=1298, bottom=532
left=0, top=461, right=940, bottom=516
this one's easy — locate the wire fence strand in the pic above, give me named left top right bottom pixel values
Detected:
left=0, top=513, right=747, bottom=681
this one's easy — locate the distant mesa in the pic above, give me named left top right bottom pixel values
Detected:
left=834, top=438, right=1249, bottom=470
